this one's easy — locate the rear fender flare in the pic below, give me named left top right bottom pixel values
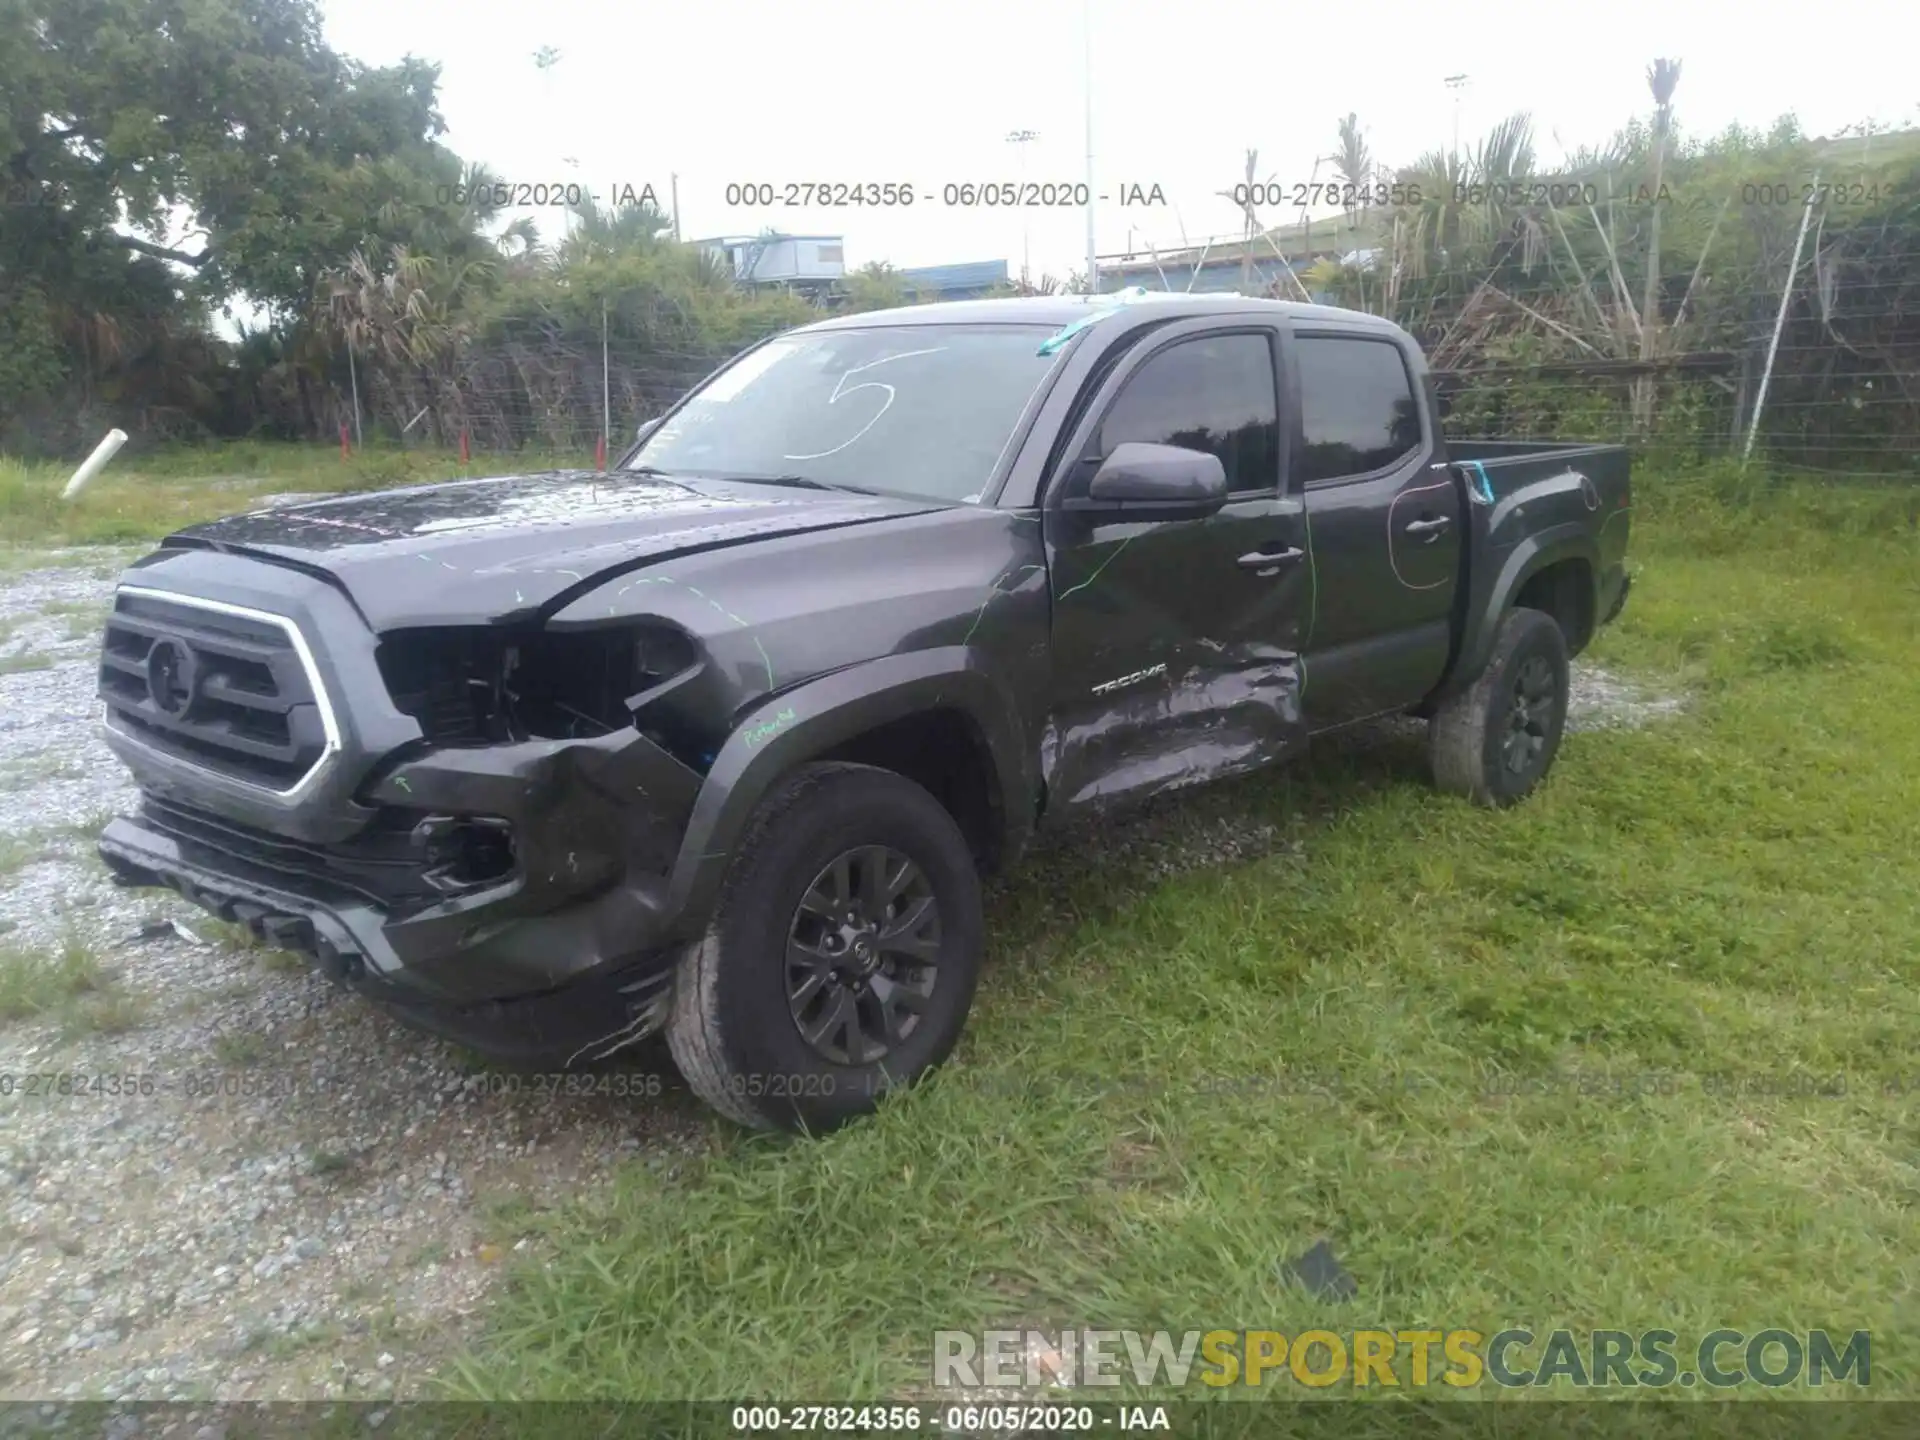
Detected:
left=1442, top=525, right=1598, bottom=702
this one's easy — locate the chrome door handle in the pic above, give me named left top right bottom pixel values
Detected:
left=1237, top=547, right=1304, bottom=572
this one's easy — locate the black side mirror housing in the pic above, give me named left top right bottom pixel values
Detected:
left=1066, top=441, right=1230, bottom=520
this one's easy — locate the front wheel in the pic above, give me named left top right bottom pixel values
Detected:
left=1429, top=606, right=1571, bottom=807
left=665, top=762, right=984, bottom=1132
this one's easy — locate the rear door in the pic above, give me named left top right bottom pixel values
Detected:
left=1041, top=318, right=1313, bottom=811
left=1289, top=326, right=1461, bottom=727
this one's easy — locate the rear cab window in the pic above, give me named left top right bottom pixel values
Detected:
left=1294, top=334, right=1424, bottom=483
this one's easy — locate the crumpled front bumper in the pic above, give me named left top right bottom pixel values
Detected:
left=96, top=719, right=716, bottom=1065
left=98, top=808, right=681, bottom=1066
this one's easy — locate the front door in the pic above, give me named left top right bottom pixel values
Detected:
left=1042, top=321, right=1313, bottom=812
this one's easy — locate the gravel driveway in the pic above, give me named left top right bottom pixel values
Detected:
left=0, top=556, right=707, bottom=1403
left=0, top=553, right=1683, bottom=1402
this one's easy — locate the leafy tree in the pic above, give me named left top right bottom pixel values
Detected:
left=2, top=0, right=491, bottom=317
left=841, top=262, right=912, bottom=311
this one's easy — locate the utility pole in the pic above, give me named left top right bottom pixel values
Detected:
left=1083, top=0, right=1097, bottom=293
left=1006, top=130, right=1038, bottom=284
left=1444, top=74, right=1470, bottom=162
left=671, top=172, right=682, bottom=242
left=535, top=47, right=568, bottom=239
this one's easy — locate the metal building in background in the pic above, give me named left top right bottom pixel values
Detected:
left=694, top=233, right=847, bottom=293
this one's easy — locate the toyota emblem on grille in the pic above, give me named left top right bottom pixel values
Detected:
left=145, top=636, right=199, bottom=718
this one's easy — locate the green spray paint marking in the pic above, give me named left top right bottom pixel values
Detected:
left=1056, top=534, right=1137, bottom=600
left=604, top=573, right=774, bottom=687
left=963, top=565, right=1045, bottom=645
left=741, top=706, right=798, bottom=750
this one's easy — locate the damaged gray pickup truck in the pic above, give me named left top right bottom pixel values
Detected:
left=95, top=292, right=1632, bottom=1131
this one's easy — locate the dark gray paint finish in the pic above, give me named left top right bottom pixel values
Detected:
left=95, top=294, right=1633, bottom=1062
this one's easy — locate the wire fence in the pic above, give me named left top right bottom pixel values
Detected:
left=300, top=243, right=1920, bottom=480
left=322, top=321, right=734, bottom=459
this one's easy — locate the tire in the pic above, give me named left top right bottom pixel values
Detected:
left=1429, top=606, right=1571, bottom=808
left=664, top=762, right=984, bottom=1132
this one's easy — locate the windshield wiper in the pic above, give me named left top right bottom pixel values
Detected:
left=718, top=473, right=878, bottom=495
left=624, top=464, right=679, bottom=479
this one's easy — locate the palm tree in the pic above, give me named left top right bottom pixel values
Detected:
left=324, top=245, right=494, bottom=439
left=1635, top=57, right=1683, bottom=429
left=1331, top=113, right=1372, bottom=229
left=1324, top=114, right=1377, bottom=308
left=555, top=192, right=674, bottom=265
left=1391, top=112, right=1539, bottom=280
left=494, top=215, right=545, bottom=277
left=1217, top=149, right=1261, bottom=291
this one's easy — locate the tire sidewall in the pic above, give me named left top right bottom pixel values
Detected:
left=707, top=772, right=983, bottom=1129
left=1477, top=610, right=1570, bottom=805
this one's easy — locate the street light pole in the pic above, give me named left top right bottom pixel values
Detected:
left=1083, top=0, right=1097, bottom=294
left=1006, top=130, right=1039, bottom=285
left=1444, top=73, right=1470, bottom=162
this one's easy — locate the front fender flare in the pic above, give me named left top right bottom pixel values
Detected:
left=658, top=647, right=1031, bottom=943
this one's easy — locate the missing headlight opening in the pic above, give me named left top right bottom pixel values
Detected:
left=376, top=623, right=709, bottom=764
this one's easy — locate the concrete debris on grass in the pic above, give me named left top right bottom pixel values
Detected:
left=1567, top=665, right=1689, bottom=731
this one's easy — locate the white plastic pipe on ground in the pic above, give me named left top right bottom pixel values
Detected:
left=61, top=429, right=129, bottom=500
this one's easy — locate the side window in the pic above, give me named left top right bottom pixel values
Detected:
left=1295, top=335, right=1423, bottom=483
left=1093, top=333, right=1280, bottom=494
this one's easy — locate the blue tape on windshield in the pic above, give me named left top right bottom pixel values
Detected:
left=1036, top=287, right=1157, bottom=355
left=1036, top=311, right=1112, bottom=356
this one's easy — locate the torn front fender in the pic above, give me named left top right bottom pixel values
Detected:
left=655, top=647, right=1035, bottom=943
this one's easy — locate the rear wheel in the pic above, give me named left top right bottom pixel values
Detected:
left=665, top=762, right=983, bottom=1132
left=1429, top=606, right=1570, bottom=807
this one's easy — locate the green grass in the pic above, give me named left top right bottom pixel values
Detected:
left=0, top=442, right=596, bottom=549
left=0, top=756, right=88, bottom=792
left=5, top=443, right=1916, bottom=1405
left=0, top=837, right=42, bottom=876
left=0, top=931, right=107, bottom=1022
left=0, top=649, right=53, bottom=674
left=211, top=1030, right=268, bottom=1066
left=443, top=466, right=1920, bottom=1402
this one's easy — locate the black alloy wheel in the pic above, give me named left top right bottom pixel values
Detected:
left=786, top=844, right=942, bottom=1066
left=1501, top=652, right=1559, bottom=780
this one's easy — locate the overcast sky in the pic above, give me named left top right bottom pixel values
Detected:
left=320, top=0, right=1915, bottom=279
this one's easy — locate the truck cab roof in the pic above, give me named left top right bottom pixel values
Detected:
left=797, top=292, right=1405, bottom=336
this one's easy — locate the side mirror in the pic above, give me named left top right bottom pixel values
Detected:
left=1070, top=442, right=1229, bottom=519
left=635, top=416, right=662, bottom=444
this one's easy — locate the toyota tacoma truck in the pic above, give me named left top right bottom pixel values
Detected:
left=94, top=292, right=1632, bottom=1132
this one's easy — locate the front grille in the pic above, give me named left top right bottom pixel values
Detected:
left=99, top=589, right=334, bottom=793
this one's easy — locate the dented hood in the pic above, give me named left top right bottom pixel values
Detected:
left=164, top=469, right=945, bottom=630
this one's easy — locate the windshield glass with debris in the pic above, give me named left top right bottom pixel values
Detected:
left=629, top=324, right=1059, bottom=503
